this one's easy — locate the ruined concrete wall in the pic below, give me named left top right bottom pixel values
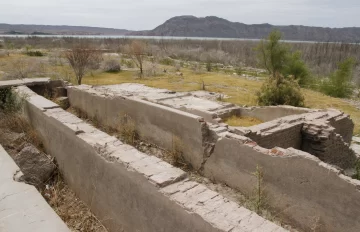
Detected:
left=203, top=133, right=360, bottom=232
left=67, top=86, right=207, bottom=170
left=239, top=105, right=313, bottom=122
left=17, top=86, right=284, bottom=232
left=302, top=121, right=357, bottom=169
left=245, top=120, right=303, bottom=149
left=328, top=113, right=354, bottom=144
left=0, top=145, right=70, bottom=232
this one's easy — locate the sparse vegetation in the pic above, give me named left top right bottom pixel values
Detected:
left=257, top=30, right=311, bottom=87
left=319, top=58, right=356, bottom=98
left=129, top=40, right=146, bottom=77
left=118, top=114, right=137, bottom=145
left=353, top=160, right=360, bottom=180
left=256, top=31, right=306, bottom=106
left=102, top=58, right=121, bottom=73
left=26, top=50, right=45, bottom=57
left=252, top=165, right=266, bottom=214
left=226, top=115, right=263, bottom=127
left=65, top=44, right=100, bottom=85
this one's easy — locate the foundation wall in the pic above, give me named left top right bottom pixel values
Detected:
left=245, top=123, right=303, bottom=149
left=17, top=86, right=283, bottom=232
left=203, top=134, right=360, bottom=232
left=27, top=83, right=360, bottom=232
left=239, top=105, right=313, bottom=122
left=67, top=86, right=207, bottom=170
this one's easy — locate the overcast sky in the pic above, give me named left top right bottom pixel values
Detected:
left=0, top=0, right=359, bottom=30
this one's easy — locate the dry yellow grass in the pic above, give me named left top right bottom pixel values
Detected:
left=2, top=54, right=360, bottom=134
left=83, top=69, right=360, bottom=134
left=226, top=115, right=263, bottom=127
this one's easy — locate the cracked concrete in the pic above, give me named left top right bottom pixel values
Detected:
left=0, top=145, right=69, bottom=232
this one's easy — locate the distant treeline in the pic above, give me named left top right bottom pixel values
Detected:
left=2, top=36, right=359, bottom=78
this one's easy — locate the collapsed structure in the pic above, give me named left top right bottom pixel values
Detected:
left=1, top=79, right=360, bottom=232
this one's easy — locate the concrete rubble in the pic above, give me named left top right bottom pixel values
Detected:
left=0, top=145, right=69, bottom=232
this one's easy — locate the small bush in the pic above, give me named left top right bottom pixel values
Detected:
left=26, top=50, right=45, bottom=57
left=102, top=58, right=121, bottom=73
left=235, top=67, right=244, bottom=75
left=206, top=60, right=212, bottom=72
left=319, top=58, right=355, bottom=98
left=118, top=114, right=137, bottom=145
left=0, top=88, right=24, bottom=113
left=121, top=59, right=135, bottom=68
left=353, top=160, right=360, bottom=180
left=257, top=76, right=304, bottom=107
left=283, top=51, right=311, bottom=87
left=159, top=57, right=175, bottom=66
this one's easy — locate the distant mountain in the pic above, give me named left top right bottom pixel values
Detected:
left=131, top=16, right=360, bottom=42
left=3, top=16, right=360, bottom=42
left=0, top=24, right=130, bottom=35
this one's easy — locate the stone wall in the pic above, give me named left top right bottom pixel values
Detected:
left=203, top=133, right=360, bottom=232
left=302, top=121, right=357, bottom=169
left=234, top=110, right=357, bottom=169
left=17, top=86, right=284, bottom=232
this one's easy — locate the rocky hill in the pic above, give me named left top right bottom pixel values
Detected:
left=0, top=24, right=130, bottom=35
left=132, top=16, right=360, bottom=42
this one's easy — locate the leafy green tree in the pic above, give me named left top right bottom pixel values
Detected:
left=283, top=51, right=310, bottom=87
left=257, top=30, right=310, bottom=86
left=320, top=58, right=355, bottom=98
left=256, top=31, right=308, bottom=106
left=257, top=31, right=288, bottom=79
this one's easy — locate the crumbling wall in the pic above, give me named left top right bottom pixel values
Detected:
left=203, top=133, right=360, bottom=232
left=328, top=113, right=354, bottom=144
left=17, top=86, right=284, bottom=232
left=67, top=86, right=208, bottom=170
left=302, top=121, right=357, bottom=169
left=243, top=116, right=304, bottom=149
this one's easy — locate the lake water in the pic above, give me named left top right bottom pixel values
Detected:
left=0, top=34, right=321, bottom=43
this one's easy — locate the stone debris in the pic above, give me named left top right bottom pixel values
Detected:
left=14, top=144, right=56, bottom=188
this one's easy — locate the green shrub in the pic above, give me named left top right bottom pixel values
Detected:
left=257, top=75, right=304, bottom=107
left=206, top=60, right=212, bottom=72
left=283, top=51, right=311, bottom=86
left=159, top=57, right=175, bottom=66
left=235, top=67, right=244, bottom=75
left=353, top=160, right=360, bottom=180
left=319, top=58, right=355, bottom=98
left=0, top=88, right=24, bottom=113
left=26, top=50, right=45, bottom=57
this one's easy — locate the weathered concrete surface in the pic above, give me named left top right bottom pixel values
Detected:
left=0, top=145, right=69, bottom=232
left=18, top=86, right=285, bottom=232
left=0, top=78, right=52, bottom=89
left=67, top=85, right=209, bottom=170
left=92, top=84, right=237, bottom=123
left=203, top=133, right=360, bottom=232
left=239, top=105, right=314, bottom=122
